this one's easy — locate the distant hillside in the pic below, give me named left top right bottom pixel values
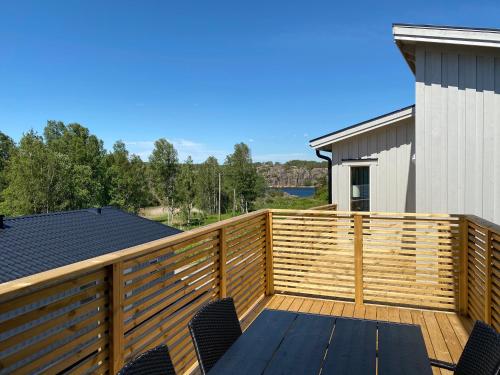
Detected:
left=256, top=160, right=327, bottom=188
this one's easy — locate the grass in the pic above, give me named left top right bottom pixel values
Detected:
left=146, top=212, right=237, bottom=231
left=203, top=212, right=236, bottom=225
left=142, top=193, right=328, bottom=230
left=148, top=213, right=170, bottom=223
left=254, top=195, right=327, bottom=210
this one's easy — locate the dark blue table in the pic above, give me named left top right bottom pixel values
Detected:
left=208, top=309, right=432, bottom=375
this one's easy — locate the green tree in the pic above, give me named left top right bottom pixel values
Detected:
left=224, top=143, right=265, bottom=213
left=44, top=121, right=107, bottom=207
left=148, top=139, right=178, bottom=222
left=106, top=141, right=148, bottom=212
left=43, top=120, right=65, bottom=145
left=197, top=156, right=220, bottom=214
left=1, top=131, right=73, bottom=215
left=0, top=132, right=16, bottom=194
left=176, top=156, right=197, bottom=224
left=314, top=174, right=328, bottom=201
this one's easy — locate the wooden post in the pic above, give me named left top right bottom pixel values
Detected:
left=219, top=227, right=227, bottom=298
left=109, top=262, right=124, bottom=374
left=354, top=214, right=363, bottom=305
left=484, top=229, right=492, bottom=324
left=265, top=211, right=274, bottom=295
left=459, top=216, right=469, bottom=316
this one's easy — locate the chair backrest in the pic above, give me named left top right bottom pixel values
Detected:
left=188, top=297, right=242, bottom=374
left=118, top=345, right=176, bottom=375
left=455, top=320, right=500, bottom=375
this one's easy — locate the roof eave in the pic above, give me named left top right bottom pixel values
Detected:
left=392, top=23, right=500, bottom=74
left=310, top=105, right=415, bottom=150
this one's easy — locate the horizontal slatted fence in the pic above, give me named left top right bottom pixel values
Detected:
left=122, top=228, right=221, bottom=374
left=225, top=214, right=267, bottom=317
left=272, top=210, right=355, bottom=301
left=466, top=221, right=488, bottom=322
left=362, top=214, right=460, bottom=310
left=465, top=216, right=500, bottom=330
left=271, top=210, right=461, bottom=311
left=0, top=269, right=109, bottom=374
left=492, top=232, right=500, bottom=331
left=309, top=203, right=338, bottom=211
left=1, top=208, right=499, bottom=374
left=0, top=210, right=269, bottom=375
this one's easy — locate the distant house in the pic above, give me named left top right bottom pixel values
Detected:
left=0, top=207, right=182, bottom=283
left=311, top=23, right=500, bottom=224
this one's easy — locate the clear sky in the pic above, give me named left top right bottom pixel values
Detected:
left=1, top=1, right=499, bottom=163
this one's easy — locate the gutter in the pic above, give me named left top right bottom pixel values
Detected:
left=315, top=150, right=332, bottom=204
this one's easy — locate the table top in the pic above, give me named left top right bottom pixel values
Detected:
left=208, top=309, right=432, bottom=375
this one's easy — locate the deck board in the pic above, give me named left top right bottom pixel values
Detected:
left=320, top=300, right=334, bottom=315
left=353, top=303, right=366, bottom=319
left=242, top=294, right=472, bottom=375
left=298, top=298, right=314, bottom=313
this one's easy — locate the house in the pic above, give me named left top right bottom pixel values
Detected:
left=0, top=207, right=181, bottom=283
left=310, top=23, right=500, bottom=224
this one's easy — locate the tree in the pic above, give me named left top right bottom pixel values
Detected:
left=148, top=138, right=178, bottom=222
left=197, top=156, right=220, bottom=214
left=1, top=131, right=73, bottom=215
left=106, top=141, right=148, bottom=212
left=0, top=132, right=16, bottom=194
left=43, top=120, right=65, bottom=145
left=44, top=121, right=107, bottom=207
left=314, top=174, right=328, bottom=201
left=176, top=156, right=197, bottom=225
left=224, top=143, right=265, bottom=213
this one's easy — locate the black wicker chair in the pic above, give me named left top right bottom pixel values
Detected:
left=118, top=344, right=176, bottom=375
left=188, top=297, right=242, bottom=374
left=430, top=320, right=500, bottom=375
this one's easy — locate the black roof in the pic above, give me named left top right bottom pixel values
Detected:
left=0, top=207, right=182, bottom=283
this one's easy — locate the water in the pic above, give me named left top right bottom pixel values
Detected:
left=278, top=187, right=316, bottom=198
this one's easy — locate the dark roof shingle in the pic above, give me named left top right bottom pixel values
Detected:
left=0, top=207, right=182, bottom=283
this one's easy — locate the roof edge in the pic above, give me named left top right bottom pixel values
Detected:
left=393, top=23, right=500, bottom=49
left=393, top=23, right=500, bottom=34
left=309, top=105, right=415, bottom=150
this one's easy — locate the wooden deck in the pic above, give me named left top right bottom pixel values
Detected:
left=242, top=294, right=473, bottom=375
left=1, top=208, right=496, bottom=375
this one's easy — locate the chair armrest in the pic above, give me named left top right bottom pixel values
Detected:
left=430, top=358, right=456, bottom=371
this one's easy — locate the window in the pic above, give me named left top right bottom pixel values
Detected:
left=351, top=166, right=369, bottom=211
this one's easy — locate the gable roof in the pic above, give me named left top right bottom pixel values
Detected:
left=393, top=23, right=500, bottom=73
left=0, top=207, right=182, bottom=283
left=309, top=105, right=415, bottom=151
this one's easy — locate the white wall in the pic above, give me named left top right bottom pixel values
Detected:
left=331, top=117, right=415, bottom=212
left=415, top=44, right=500, bottom=224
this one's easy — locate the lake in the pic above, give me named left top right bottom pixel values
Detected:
left=278, top=187, right=316, bottom=198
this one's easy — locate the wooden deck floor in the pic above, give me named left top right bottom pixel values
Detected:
left=241, top=294, right=473, bottom=375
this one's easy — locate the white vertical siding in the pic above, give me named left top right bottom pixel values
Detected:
left=330, top=117, right=415, bottom=212
left=415, top=45, right=500, bottom=224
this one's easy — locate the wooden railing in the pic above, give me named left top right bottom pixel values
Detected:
left=0, top=210, right=269, bottom=375
left=309, top=203, right=338, bottom=210
left=271, top=209, right=462, bottom=310
left=463, top=215, right=500, bottom=331
left=0, top=208, right=498, bottom=374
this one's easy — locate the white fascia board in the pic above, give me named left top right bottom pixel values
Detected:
left=393, top=24, right=500, bottom=49
left=342, top=160, right=378, bottom=166
left=310, top=106, right=414, bottom=150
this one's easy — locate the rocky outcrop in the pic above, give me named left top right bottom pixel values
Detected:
left=257, top=164, right=327, bottom=188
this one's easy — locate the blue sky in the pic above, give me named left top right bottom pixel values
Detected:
left=1, top=1, right=499, bottom=163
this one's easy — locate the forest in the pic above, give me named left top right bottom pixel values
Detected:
left=0, top=121, right=268, bottom=219
left=0, top=121, right=327, bottom=228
